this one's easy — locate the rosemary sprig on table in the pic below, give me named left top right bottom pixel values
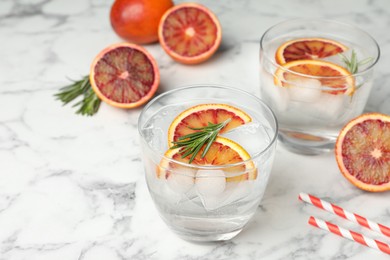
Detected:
left=170, top=118, right=231, bottom=163
left=339, top=50, right=374, bottom=74
left=54, top=76, right=101, bottom=116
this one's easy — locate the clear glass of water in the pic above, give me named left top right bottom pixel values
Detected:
left=138, top=85, right=278, bottom=242
left=259, top=19, right=380, bottom=155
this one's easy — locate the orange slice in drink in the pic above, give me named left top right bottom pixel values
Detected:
left=168, top=103, right=252, bottom=146
left=90, top=43, right=160, bottom=109
left=158, top=136, right=257, bottom=182
left=274, top=59, right=355, bottom=95
left=158, top=3, right=222, bottom=64
left=275, top=38, right=347, bottom=65
left=335, top=113, right=390, bottom=192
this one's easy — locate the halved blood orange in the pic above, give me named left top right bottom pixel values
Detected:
left=275, top=38, right=348, bottom=65
left=274, top=59, right=355, bottom=95
left=158, top=3, right=222, bottom=64
left=168, top=104, right=252, bottom=146
left=89, top=43, right=160, bottom=108
left=335, top=113, right=390, bottom=192
left=158, top=136, right=257, bottom=182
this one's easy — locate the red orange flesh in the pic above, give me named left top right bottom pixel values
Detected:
left=275, top=38, right=348, bottom=65
left=335, top=113, right=390, bottom=192
left=159, top=137, right=257, bottom=182
left=158, top=3, right=222, bottom=64
left=274, top=59, right=355, bottom=95
left=90, top=43, right=160, bottom=109
left=167, top=104, right=252, bottom=146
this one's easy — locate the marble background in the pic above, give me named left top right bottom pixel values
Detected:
left=0, top=0, right=389, bottom=259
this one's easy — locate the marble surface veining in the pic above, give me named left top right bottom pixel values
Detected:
left=0, top=0, right=389, bottom=259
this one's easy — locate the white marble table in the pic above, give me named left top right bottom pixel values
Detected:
left=1, top=0, right=389, bottom=259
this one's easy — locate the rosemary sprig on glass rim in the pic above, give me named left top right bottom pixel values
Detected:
left=54, top=76, right=101, bottom=116
left=170, top=118, right=232, bottom=163
left=339, top=49, right=374, bottom=74
left=339, top=50, right=374, bottom=98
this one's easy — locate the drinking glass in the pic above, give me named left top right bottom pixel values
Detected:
left=259, top=19, right=380, bottom=155
left=138, top=85, right=278, bottom=241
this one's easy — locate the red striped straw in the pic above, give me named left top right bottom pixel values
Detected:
left=299, top=192, right=390, bottom=237
left=309, top=216, right=390, bottom=255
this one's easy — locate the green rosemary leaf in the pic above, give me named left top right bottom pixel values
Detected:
left=75, top=88, right=101, bottom=116
left=176, top=131, right=205, bottom=140
left=201, top=131, right=218, bottom=158
left=170, top=118, right=231, bottom=163
left=55, top=75, right=101, bottom=116
left=189, top=141, right=204, bottom=163
left=339, top=50, right=373, bottom=74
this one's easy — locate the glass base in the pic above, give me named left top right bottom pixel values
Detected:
left=173, top=228, right=243, bottom=242
left=278, top=130, right=336, bottom=155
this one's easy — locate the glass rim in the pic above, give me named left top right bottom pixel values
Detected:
left=260, top=18, right=381, bottom=82
left=138, top=84, right=279, bottom=170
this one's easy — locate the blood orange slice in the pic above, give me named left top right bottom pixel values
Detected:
left=90, top=43, right=160, bottom=109
left=274, top=59, right=355, bottom=95
left=158, top=3, right=222, bottom=64
left=158, top=136, right=257, bottom=182
left=168, top=104, right=252, bottom=146
left=335, top=113, right=390, bottom=192
left=275, top=38, right=347, bottom=65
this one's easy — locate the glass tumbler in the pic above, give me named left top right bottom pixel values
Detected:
left=138, top=85, right=278, bottom=242
left=259, top=18, right=380, bottom=155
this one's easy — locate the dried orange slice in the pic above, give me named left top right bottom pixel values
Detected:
left=158, top=136, right=257, bottom=182
left=335, top=113, right=390, bottom=192
left=274, top=59, right=355, bottom=95
left=168, top=104, right=252, bottom=146
left=158, top=3, right=222, bottom=64
left=275, top=38, right=347, bottom=65
left=90, top=43, right=160, bottom=109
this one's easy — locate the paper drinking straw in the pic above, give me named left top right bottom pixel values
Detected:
left=299, top=192, right=390, bottom=237
left=309, top=216, right=390, bottom=255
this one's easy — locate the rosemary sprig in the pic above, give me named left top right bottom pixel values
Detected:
left=339, top=50, right=374, bottom=74
left=170, top=118, right=232, bottom=163
left=54, top=76, right=101, bottom=116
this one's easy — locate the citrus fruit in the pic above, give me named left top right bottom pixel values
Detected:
left=110, top=0, right=174, bottom=44
left=158, top=136, right=257, bottom=182
left=168, top=104, right=252, bottom=146
left=275, top=38, right=347, bottom=65
left=89, top=42, right=160, bottom=109
left=158, top=3, right=222, bottom=64
left=335, top=113, right=390, bottom=192
left=274, top=59, right=355, bottom=95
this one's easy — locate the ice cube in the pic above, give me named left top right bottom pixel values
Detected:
left=198, top=196, right=224, bottom=211
left=287, top=78, right=322, bottom=102
left=222, top=122, right=272, bottom=156
left=223, top=181, right=253, bottom=204
left=260, top=71, right=289, bottom=112
left=142, top=124, right=165, bottom=152
left=160, top=179, right=184, bottom=205
left=195, top=170, right=226, bottom=196
left=167, top=170, right=195, bottom=194
left=197, top=180, right=254, bottom=211
left=195, top=169, right=227, bottom=210
left=308, top=92, right=346, bottom=120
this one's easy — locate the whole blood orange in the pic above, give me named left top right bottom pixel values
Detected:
left=275, top=38, right=347, bottom=65
left=158, top=3, right=222, bottom=64
left=335, top=113, right=390, bottom=192
left=167, top=104, right=252, bottom=146
left=89, top=43, right=160, bottom=109
left=110, top=0, right=174, bottom=44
